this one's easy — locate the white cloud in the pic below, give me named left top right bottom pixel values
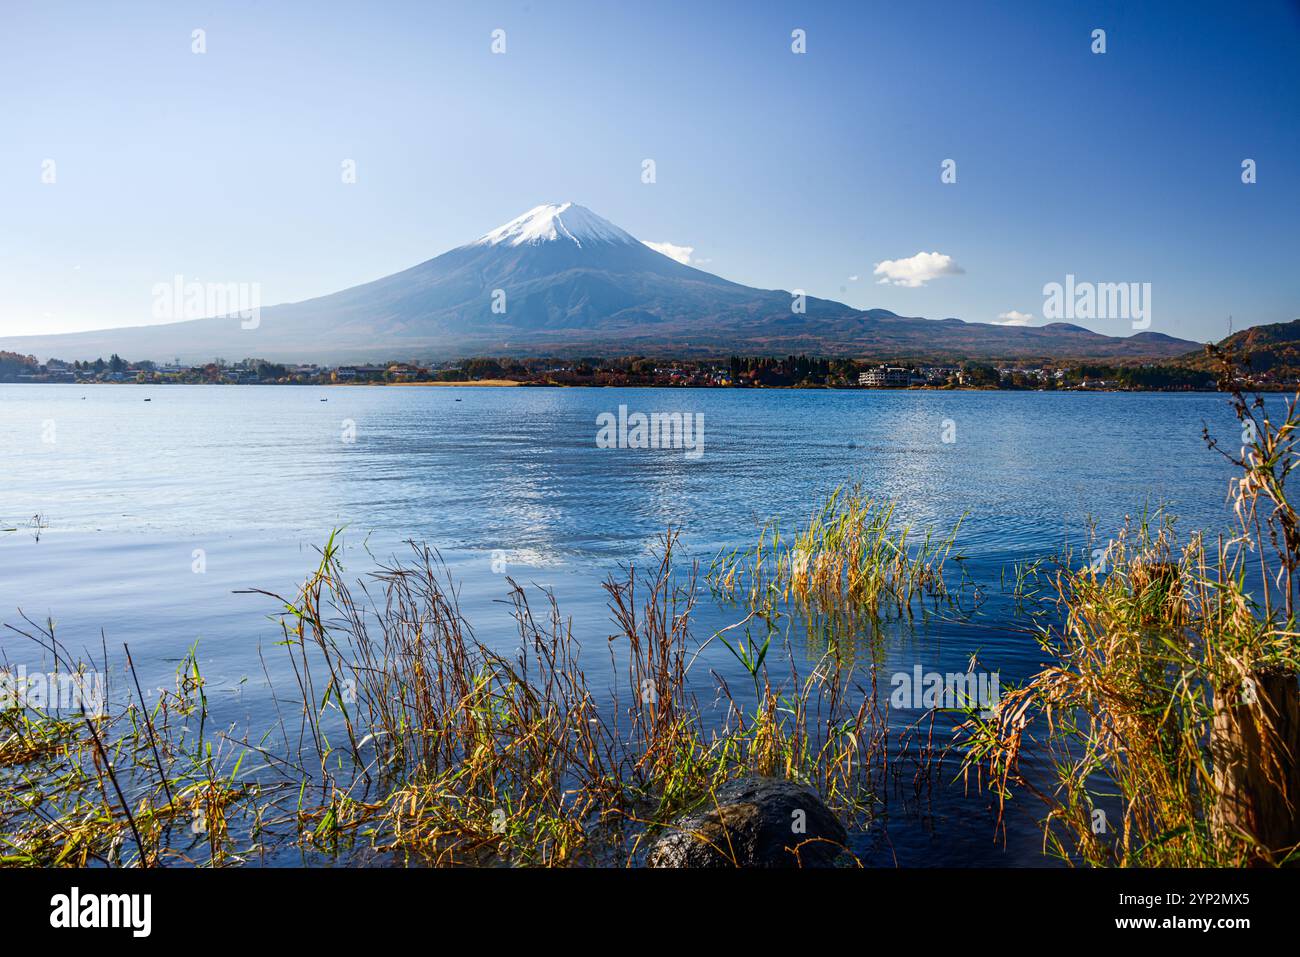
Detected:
left=872, top=251, right=964, bottom=288
left=643, top=240, right=694, bottom=265
left=993, top=310, right=1035, bottom=326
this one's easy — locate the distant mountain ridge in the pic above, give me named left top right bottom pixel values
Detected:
left=1180, top=318, right=1300, bottom=376
left=0, top=202, right=1202, bottom=363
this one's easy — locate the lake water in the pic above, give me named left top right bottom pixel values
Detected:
left=0, top=384, right=1251, bottom=865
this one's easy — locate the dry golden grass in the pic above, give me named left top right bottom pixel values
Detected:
left=962, top=358, right=1300, bottom=867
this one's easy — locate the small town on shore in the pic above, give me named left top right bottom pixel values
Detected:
left=0, top=349, right=1251, bottom=391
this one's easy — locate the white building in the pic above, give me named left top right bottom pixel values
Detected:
left=859, top=366, right=918, bottom=388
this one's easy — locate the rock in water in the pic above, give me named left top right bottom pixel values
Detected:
left=648, top=776, right=848, bottom=868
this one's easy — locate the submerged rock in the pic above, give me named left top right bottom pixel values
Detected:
left=647, top=776, right=848, bottom=868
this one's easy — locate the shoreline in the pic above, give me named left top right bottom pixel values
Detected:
left=0, top=380, right=1242, bottom=393
left=385, top=378, right=521, bottom=387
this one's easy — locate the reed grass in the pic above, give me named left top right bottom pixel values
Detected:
left=0, top=624, right=272, bottom=867
left=261, top=531, right=889, bottom=864
left=961, top=354, right=1300, bottom=867
left=708, top=485, right=963, bottom=620
left=2, top=530, right=899, bottom=867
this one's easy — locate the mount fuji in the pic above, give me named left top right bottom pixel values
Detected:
left=0, top=202, right=1199, bottom=363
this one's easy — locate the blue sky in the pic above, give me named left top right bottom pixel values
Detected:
left=1, top=0, right=1296, bottom=342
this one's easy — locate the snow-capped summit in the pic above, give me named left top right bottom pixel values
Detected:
left=473, top=202, right=638, bottom=248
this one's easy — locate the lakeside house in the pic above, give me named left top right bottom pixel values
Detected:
left=859, top=366, right=921, bottom=388
left=335, top=365, right=387, bottom=381
left=386, top=362, right=428, bottom=381
left=921, top=366, right=958, bottom=385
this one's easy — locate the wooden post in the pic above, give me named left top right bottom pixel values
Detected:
left=1211, top=666, right=1300, bottom=864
